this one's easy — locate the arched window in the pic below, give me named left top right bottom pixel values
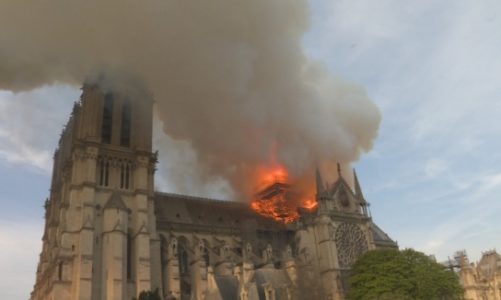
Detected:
left=125, top=163, right=130, bottom=189
left=177, top=238, right=191, bottom=299
left=120, top=161, right=131, bottom=189
left=338, top=188, right=350, bottom=208
left=104, top=161, right=109, bottom=186
left=120, top=98, right=131, bottom=147
left=98, top=158, right=110, bottom=187
left=178, top=245, right=189, bottom=276
left=99, top=160, right=105, bottom=185
left=127, top=232, right=132, bottom=280
left=101, top=93, right=114, bottom=144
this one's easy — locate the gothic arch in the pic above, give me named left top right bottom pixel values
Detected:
left=200, top=238, right=211, bottom=268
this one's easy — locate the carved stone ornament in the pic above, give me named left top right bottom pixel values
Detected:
left=334, top=222, right=368, bottom=268
left=168, top=238, right=178, bottom=257
left=338, top=188, right=350, bottom=208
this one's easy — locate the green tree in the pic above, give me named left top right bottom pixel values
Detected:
left=132, top=288, right=162, bottom=300
left=347, top=249, right=463, bottom=300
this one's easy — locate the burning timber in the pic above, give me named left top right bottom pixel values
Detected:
left=31, top=84, right=397, bottom=300
left=252, top=182, right=299, bottom=224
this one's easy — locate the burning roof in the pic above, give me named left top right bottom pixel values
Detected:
left=250, top=166, right=317, bottom=224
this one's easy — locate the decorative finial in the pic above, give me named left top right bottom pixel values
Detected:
left=337, top=162, right=341, bottom=177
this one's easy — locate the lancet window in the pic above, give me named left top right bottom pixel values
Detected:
left=120, top=160, right=131, bottom=189
left=178, top=245, right=189, bottom=276
left=178, top=242, right=191, bottom=299
left=127, top=232, right=132, bottom=280
left=101, top=93, right=114, bottom=144
left=120, top=98, right=131, bottom=147
left=98, top=158, right=110, bottom=187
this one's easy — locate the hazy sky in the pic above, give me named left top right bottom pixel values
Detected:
left=2, top=1, right=501, bottom=299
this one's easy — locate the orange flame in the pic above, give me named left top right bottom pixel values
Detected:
left=302, top=198, right=318, bottom=210
left=250, top=163, right=317, bottom=223
left=255, top=164, right=288, bottom=187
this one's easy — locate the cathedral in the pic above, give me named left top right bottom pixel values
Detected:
left=31, top=83, right=397, bottom=300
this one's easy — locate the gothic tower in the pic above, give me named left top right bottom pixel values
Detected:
left=31, top=81, right=162, bottom=300
left=295, top=165, right=381, bottom=300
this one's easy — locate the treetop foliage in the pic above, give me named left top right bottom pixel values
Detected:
left=347, top=248, right=463, bottom=300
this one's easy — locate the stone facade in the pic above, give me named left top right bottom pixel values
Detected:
left=451, top=250, right=501, bottom=300
left=31, top=83, right=397, bottom=300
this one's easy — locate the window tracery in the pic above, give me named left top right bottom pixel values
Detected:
left=334, top=222, right=368, bottom=268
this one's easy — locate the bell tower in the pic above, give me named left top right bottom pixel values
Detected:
left=31, top=79, right=162, bottom=300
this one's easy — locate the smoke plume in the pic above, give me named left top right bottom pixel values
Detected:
left=0, top=0, right=380, bottom=200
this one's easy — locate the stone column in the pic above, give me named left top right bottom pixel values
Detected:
left=282, top=245, right=297, bottom=294
left=132, top=155, right=153, bottom=296
left=314, top=217, right=341, bottom=299
left=190, top=239, right=207, bottom=300
left=71, top=147, right=98, bottom=300
left=162, top=237, right=181, bottom=299
left=102, top=204, right=128, bottom=300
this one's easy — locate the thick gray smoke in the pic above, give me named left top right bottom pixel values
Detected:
left=0, top=0, right=380, bottom=200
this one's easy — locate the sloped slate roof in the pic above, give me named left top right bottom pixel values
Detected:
left=154, top=192, right=396, bottom=250
left=154, top=192, right=289, bottom=232
left=371, top=223, right=398, bottom=248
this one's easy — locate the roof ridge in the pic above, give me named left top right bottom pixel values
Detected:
left=155, top=191, right=247, bottom=206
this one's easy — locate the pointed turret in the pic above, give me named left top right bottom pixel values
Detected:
left=353, top=169, right=365, bottom=202
left=353, top=169, right=369, bottom=216
left=316, top=167, right=325, bottom=195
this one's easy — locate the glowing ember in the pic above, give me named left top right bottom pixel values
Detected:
left=250, top=164, right=317, bottom=223
left=302, top=199, right=318, bottom=210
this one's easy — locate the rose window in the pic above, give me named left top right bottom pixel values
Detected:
left=334, top=222, right=368, bottom=268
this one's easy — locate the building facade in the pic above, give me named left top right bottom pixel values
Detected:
left=450, top=250, right=501, bottom=300
left=31, top=83, right=397, bottom=300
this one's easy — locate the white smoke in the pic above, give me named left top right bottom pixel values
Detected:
left=0, top=0, right=380, bottom=199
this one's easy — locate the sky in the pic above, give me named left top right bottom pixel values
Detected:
left=1, top=0, right=501, bottom=299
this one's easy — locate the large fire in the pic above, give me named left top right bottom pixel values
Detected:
left=250, top=164, right=318, bottom=223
